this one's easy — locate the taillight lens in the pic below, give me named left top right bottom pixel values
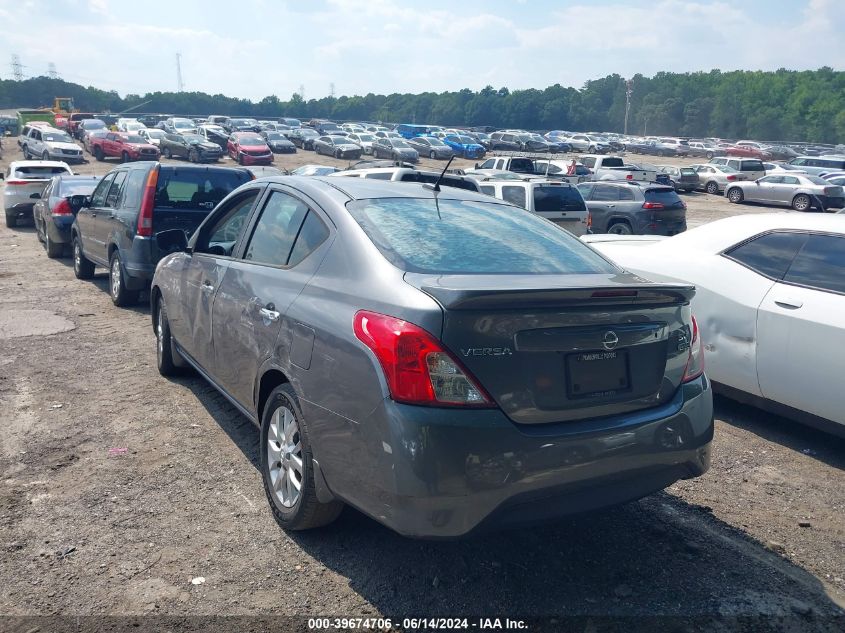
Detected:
left=586, top=212, right=592, bottom=228
left=642, top=201, right=664, bottom=209
left=4, top=180, right=31, bottom=186
left=626, top=174, right=633, bottom=180
left=726, top=175, right=737, bottom=181
left=353, top=310, right=494, bottom=408
left=682, top=316, right=704, bottom=382
left=52, top=199, right=72, bottom=216
left=137, top=166, right=159, bottom=237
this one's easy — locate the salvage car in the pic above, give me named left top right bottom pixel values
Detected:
left=90, top=132, right=160, bottom=163
left=725, top=173, right=844, bottom=211
left=289, top=128, right=321, bottom=150
left=149, top=176, right=713, bottom=537
left=160, top=133, right=222, bottom=163
left=137, top=128, right=166, bottom=147
left=71, top=162, right=252, bottom=306
left=261, top=131, right=297, bottom=154
left=228, top=132, right=274, bottom=166
left=657, top=165, right=700, bottom=193
left=371, top=138, right=419, bottom=163
left=442, top=134, right=486, bottom=159
left=577, top=181, right=687, bottom=235
left=32, top=174, right=100, bottom=257
left=691, top=164, right=747, bottom=194
left=346, top=133, right=377, bottom=155
left=3, top=160, right=74, bottom=227
left=583, top=213, right=845, bottom=435
left=405, top=135, right=454, bottom=160
left=21, top=126, right=84, bottom=163
left=313, top=135, right=363, bottom=160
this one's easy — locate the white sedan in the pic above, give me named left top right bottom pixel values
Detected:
left=583, top=213, right=845, bottom=434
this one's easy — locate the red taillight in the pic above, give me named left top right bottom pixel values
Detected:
left=726, top=175, right=737, bottom=181
left=353, top=310, right=494, bottom=408
left=642, top=201, right=664, bottom=209
left=52, top=199, right=72, bottom=216
left=682, top=316, right=704, bottom=382
left=137, top=166, right=159, bottom=237
left=4, top=180, right=31, bottom=186
left=626, top=174, right=633, bottom=180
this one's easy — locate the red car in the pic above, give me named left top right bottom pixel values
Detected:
left=227, top=132, right=273, bottom=165
left=90, top=132, right=160, bottom=162
left=725, top=145, right=772, bottom=159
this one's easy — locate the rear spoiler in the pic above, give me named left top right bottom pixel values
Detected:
left=406, top=274, right=695, bottom=310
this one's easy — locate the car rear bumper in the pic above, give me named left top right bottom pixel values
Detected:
left=47, top=216, right=74, bottom=243
left=323, top=375, right=712, bottom=538
left=822, top=196, right=844, bottom=209
left=239, top=153, right=273, bottom=165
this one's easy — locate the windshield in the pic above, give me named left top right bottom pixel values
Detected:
left=203, top=126, right=225, bottom=134
left=239, top=135, right=264, bottom=144
left=391, top=140, right=411, bottom=148
left=265, top=132, right=284, bottom=140
left=301, top=130, right=319, bottom=137
left=84, top=120, right=105, bottom=129
left=146, top=129, right=165, bottom=138
left=231, top=119, right=251, bottom=126
left=182, top=134, right=204, bottom=143
left=347, top=198, right=615, bottom=275
left=173, top=119, right=193, bottom=128
left=357, top=135, right=374, bottom=142
left=124, top=122, right=144, bottom=130
left=456, top=136, right=476, bottom=144
left=427, top=137, right=447, bottom=146
left=124, top=135, right=145, bottom=143
left=44, top=132, right=73, bottom=143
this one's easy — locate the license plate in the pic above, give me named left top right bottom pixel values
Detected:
left=566, top=350, right=630, bottom=399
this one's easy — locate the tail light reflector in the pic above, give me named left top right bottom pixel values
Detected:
left=682, top=316, right=704, bottom=382
left=642, top=201, right=665, bottom=209
left=52, top=199, right=72, bottom=216
left=353, top=311, right=494, bottom=408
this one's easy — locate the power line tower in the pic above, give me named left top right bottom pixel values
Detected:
left=47, top=62, right=58, bottom=79
left=11, top=54, right=23, bottom=81
left=329, top=82, right=335, bottom=98
left=175, top=53, right=185, bottom=92
left=299, top=84, right=305, bottom=101
left=624, top=79, right=633, bottom=136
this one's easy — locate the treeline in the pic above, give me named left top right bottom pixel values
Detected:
left=1, top=68, right=843, bottom=142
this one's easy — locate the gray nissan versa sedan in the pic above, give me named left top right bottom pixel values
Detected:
left=150, top=177, right=713, bottom=538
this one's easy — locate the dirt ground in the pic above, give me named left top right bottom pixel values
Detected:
left=1, top=138, right=844, bottom=631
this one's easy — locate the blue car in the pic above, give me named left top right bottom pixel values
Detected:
left=443, top=134, right=486, bottom=159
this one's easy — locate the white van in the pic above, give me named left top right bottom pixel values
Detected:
left=473, top=179, right=590, bottom=236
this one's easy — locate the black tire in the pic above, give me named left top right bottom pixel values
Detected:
left=727, top=187, right=744, bottom=204
left=706, top=152, right=714, bottom=160
left=792, top=194, right=811, bottom=212
left=42, top=151, right=50, bottom=161
left=238, top=153, right=245, bottom=165
left=23, top=146, right=31, bottom=160
left=163, top=147, right=172, bottom=159
left=5, top=213, right=16, bottom=228
left=334, top=149, right=341, bottom=159
left=94, top=146, right=104, bottom=162
left=72, top=236, right=95, bottom=279
left=608, top=221, right=633, bottom=235
left=155, top=296, right=178, bottom=377
left=188, top=149, right=198, bottom=163
left=705, top=181, right=719, bottom=195
left=430, top=150, right=436, bottom=159
left=109, top=251, right=139, bottom=307
left=121, top=151, right=130, bottom=163
left=45, top=229, right=63, bottom=258
left=260, top=384, right=343, bottom=531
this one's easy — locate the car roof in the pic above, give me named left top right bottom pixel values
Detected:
left=9, top=160, right=73, bottom=169
left=270, top=175, right=496, bottom=203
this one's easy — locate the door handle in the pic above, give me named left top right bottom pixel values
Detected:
left=201, top=281, right=214, bottom=294
left=774, top=298, right=803, bottom=309
left=259, top=305, right=280, bottom=323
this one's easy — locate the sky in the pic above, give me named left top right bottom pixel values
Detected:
left=0, top=0, right=843, bottom=101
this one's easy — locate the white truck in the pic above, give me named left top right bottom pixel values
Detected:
left=578, top=155, right=658, bottom=182
left=472, top=156, right=586, bottom=183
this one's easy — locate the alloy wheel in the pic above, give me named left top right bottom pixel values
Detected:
left=266, top=406, right=303, bottom=508
left=111, top=258, right=122, bottom=299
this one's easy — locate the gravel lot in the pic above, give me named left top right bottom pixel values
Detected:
left=1, top=139, right=843, bottom=631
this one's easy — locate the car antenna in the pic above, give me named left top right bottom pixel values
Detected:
left=424, top=155, right=455, bottom=193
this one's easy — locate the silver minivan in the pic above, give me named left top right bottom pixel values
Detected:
left=787, top=155, right=845, bottom=176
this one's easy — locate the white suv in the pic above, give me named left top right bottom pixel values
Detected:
left=3, top=160, right=73, bottom=227
left=21, top=126, right=84, bottom=163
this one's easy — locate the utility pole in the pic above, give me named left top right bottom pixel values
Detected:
left=624, top=79, right=633, bottom=136
left=329, top=82, right=335, bottom=98
left=47, top=62, right=58, bottom=79
left=299, top=84, right=305, bottom=101
left=11, top=54, right=23, bottom=81
left=176, top=53, right=185, bottom=92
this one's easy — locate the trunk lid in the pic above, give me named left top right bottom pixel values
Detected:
left=406, top=272, right=695, bottom=424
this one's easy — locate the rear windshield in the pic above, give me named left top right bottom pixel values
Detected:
left=154, top=168, right=252, bottom=210
left=644, top=188, right=683, bottom=204
left=60, top=179, right=99, bottom=195
left=509, top=158, right=534, bottom=173
left=534, top=186, right=586, bottom=212
left=739, top=160, right=764, bottom=171
left=600, top=157, right=624, bottom=168
left=680, top=168, right=696, bottom=175
left=14, top=166, right=70, bottom=178
left=347, top=198, right=615, bottom=275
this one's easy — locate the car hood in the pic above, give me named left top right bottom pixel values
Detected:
left=238, top=144, right=270, bottom=151
left=128, top=143, right=158, bottom=150
left=45, top=141, right=81, bottom=151
left=194, top=142, right=221, bottom=150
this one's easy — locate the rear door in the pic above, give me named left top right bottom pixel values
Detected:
left=531, top=184, right=589, bottom=235
left=756, top=233, right=845, bottom=424
left=584, top=183, right=620, bottom=232
left=97, top=170, right=128, bottom=260
left=77, top=172, right=115, bottom=262
left=211, top=186, right=332, bottom=409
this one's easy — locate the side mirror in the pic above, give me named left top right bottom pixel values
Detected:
left=156, top=228, right=190, bottom=254
left=0, top=173, right=4, bottom=180
left=475, top=162, right=480, bottom=169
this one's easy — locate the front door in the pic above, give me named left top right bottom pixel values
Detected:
left=211, top=187, right=330, bottom=411
left=77, top=172, right=115, bottom=262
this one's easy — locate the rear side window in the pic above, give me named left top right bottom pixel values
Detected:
left=155, top=168, right=251, bottom=210
left=480, top=185, right=495, bottom=196
left=592, top=185, right=620, bottom=201
left=510, top=159, right=534, bottom=173
left=502, top=186, right=527, bottom=208
left=243, top=190, right=309, bottom=266
left=739, top=160, right=764, bottom=172
left=725, top=231, right=808, bottom=279
left=533, top=186, right=586, bottom=212
left=287, top=212, right=330, bottom=267
left=366, top=173, right=393, bottom=180
left=783, top=234, right=845, bottom=294
left=346, top=198, right=617, bottom=275
left=105, top=171, right=127, bottom=207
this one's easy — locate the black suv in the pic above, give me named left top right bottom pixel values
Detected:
left=71, top=161, right=252, bottom=306
left=577, top=181, right=687, bottom=236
